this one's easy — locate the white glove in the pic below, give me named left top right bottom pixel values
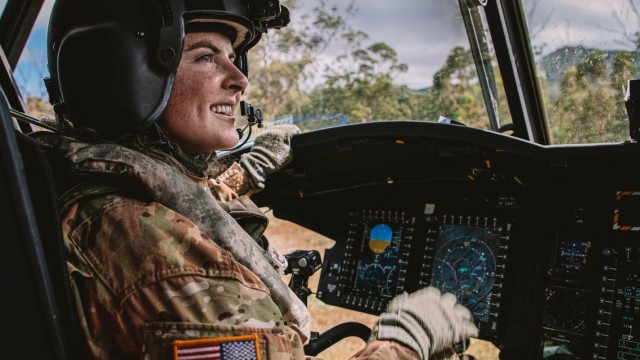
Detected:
left=371, top=286, right=478, bottom=359
left=239, top=124, right=300, bottom=192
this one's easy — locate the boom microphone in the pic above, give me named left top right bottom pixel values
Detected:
left=229, top=101, right=264, bottom=150
left=240, top=101, right=263, bottom=128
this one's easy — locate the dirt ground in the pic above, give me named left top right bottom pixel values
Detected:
left=263, top=211, right=500, bottom=360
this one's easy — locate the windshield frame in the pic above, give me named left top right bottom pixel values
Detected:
left=0, top=0, right=43, bottom=128
left=481, top=0, right=550, bottom=144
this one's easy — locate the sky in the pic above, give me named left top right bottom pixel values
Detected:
left=322, top=0, right=468, bottom=88
left=7, top=0, right=640, bottom=98
left=289, top=0, right=470, bottom=89
left=523, top=0, right=640, bottom=53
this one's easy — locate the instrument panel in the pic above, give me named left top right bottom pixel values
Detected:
left=315, top=190, right=521, bottom=339
left=252, top=121, right=640, bottom=359
left=427, top=217, right=510, bottom=326
left=541, top=189, right=640, bottom=360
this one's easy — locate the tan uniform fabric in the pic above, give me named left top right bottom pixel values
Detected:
left=36, top=132, right=421, bottom=359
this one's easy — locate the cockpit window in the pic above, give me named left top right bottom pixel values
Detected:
left=13, top=0, right=512, bottom=135
left=243, top=0, right=512, bottom=132
left=13, top=0, right=53, bottom=119
left=12, top=1, right=640, bottom=145
left=522, top=0, right=639, bottom=144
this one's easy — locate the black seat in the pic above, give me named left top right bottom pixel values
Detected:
left=0, top=90, right=79, bottom=359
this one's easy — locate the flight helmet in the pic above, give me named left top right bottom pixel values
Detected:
left=46, top=0, right=289, bottom=137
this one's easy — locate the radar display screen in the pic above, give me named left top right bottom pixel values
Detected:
left=351, top=221, right=407, bottom=299
left=431, top=224, right=502, bottom=323
left=552, top=238, right=589, bottom=276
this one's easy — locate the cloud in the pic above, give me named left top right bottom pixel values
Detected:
left=526, top=0, right=639, bottom=53
left=296, top=0, right=470, bottom=88
left=354, top=10, right=468, bottom=87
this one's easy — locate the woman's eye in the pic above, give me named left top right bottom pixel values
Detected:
left=197, top=54, right=213, bottom=62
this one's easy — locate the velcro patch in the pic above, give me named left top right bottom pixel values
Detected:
left=173, top=334, right=260, bottom=360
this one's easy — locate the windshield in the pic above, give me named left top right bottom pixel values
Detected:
left=242, top=0, right=511, bottom=132
left=13, top=0, right=512, bottom=136
left=12, top=0, right=639, bottom=145
left=522, top=0, right=640, bottom=144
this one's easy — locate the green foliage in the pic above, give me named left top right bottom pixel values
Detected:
left=305, top=35, right=414, bottom=122
left=547, top=49, right=636, bottom=144
left=576, top=50, right=607, bottom=81
left=243, top=0, right=635, bottom=144
left=611, top=52, right=636, bottom=90
left=242, top=0, right=503, bottom=130
left=420, top=47, right=499, bottom=129
left=243, top=0, right=359, bottom=119
left=306, top=75, right=414, bottom=123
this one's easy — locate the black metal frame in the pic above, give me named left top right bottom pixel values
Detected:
left=0, top=0, right=43, bottom=129
left=459, top=0, right=501, bottom=132
left=482, top=0, right=550, bottom=144
left=0, top=2, right=73, bottom=359
left=0, top=0, right=45, bottom=68
left=0, top=89, right=69, bottom=358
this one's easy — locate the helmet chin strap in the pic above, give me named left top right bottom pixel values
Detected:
left=227, top=101, right=263, bottom=151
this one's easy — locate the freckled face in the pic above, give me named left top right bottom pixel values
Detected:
left=160, top=32, right=248, bottom=155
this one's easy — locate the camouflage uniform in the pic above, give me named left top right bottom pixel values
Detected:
left=35, top=132, right=419, bottom=360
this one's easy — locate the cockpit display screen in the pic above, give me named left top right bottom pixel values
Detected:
left=351, top=221, right=406, bottom=299
left=431, top=224, right=502, bottom=323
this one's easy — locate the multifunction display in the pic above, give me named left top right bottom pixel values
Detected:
left=431, top=223, right=503, bottom=322
left=344, top=211, right=413, bottom=303
left=317, top=209, right=511, bottom=335
left=420, top=214, right=511, bottom=332
left=316, top=210, right=413, bottom=313
left=353, top=222, right=406, bottom=298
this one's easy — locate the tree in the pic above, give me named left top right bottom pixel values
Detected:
left=611, top=51, right=637, bottom=90
left=424, top=46, right=493, bottom=129
left=244, top=0, right=412, bottom=124
left=305, top=39, right=410, bottom=123
left=243, top=0, right=359, bottom=120
left=547, top=50, right=634, bottom=144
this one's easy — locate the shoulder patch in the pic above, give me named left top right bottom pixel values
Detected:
left=173, top=334, right=260, bottom=360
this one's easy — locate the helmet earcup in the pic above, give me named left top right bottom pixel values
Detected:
left=49, top=0, right=172, bottom=137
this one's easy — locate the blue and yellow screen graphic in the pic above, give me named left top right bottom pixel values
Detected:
left=369, top=223, right=393, bottom=254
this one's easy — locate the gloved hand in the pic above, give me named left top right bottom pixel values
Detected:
left=239, top=124, right=300, bottom=192
left=371, top=286, right=478, bottom=360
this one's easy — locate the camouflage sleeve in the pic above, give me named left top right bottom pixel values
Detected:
left=62, top=194, right=306, bottom=359
left=215, top=162, right=254, bottom=197
left=349, top=340, right=420, bottom=360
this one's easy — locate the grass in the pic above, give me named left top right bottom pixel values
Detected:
left=263, top=211, right=500, bottom=359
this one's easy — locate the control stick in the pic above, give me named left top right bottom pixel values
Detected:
left=284, top=250, right=322, bottom=306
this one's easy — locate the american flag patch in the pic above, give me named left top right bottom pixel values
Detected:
left=173, top=334, right=260, bottom=360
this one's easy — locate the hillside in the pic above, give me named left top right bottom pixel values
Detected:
left=539, top=45, right=640, bottom=83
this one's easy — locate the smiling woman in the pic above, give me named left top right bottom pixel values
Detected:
left=160, top=31, right=248, bottom=154
left=4, top=1, right=640, bottom=360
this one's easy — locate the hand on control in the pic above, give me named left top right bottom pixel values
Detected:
left=239, top=124, right=300, bottom=192
left=371, top=286, right=478, bottom=360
